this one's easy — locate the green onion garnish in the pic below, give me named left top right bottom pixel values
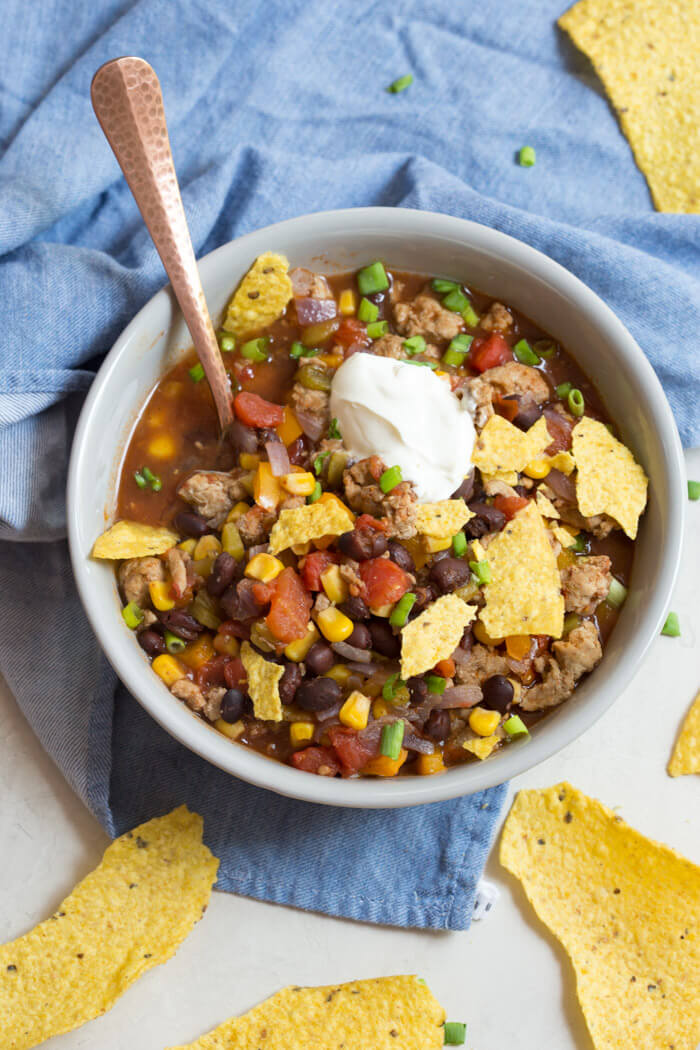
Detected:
left=405, top=359, right=438, bottom=369
left=469, top=559, right=492, bottom=585
left=389, top=592, right=417, bottom=628
left=443, top=333, right=473, bottom=367
left=606, top=577, right=627, bottom=609
left=134, top=470, right=147, bottom=489
left=189, top=362, right=205, bottom=383
left=328, top=417, right=342, bottom=440
left=661, top=611, right=680, bottom=637
left=382, top=672, right=405, bottom=702
left=444, top=1021, right=467, bottom=1045
left=217, top=330, right=236, bottom=352
left=461, top=301, right=480, bottom=328
left=240, top=337, right=269, bottom=362
left=379, top=465, right=402, bottom=493
left=164, top=629, right=186, bottom=654
left=380, top=720, right=405, bottom=759
left=366, top=320, right=389, bottom=340
left=313, top=451, right=330, bottom=476
left=142, top=466, right=162, bottom=492
left=386, top=74, right=413, bottom=94
left=431, top=278, right=459, bottom=294
left=403, top=335, right=426, bottom=356
left=307, top=481, right=322, bottom=504
left=503, top=714, right=530, bottom=739
left=357, top=297, right=379, bottom=323
left=290, top=341, right=319, bottom=359
left=687, top=480, right=700, bottom=501
left=452, top=531, right=467, bottom=557
left=426, top=675, right=447, bottom=694
left=555, top=381, right=572, bottom=400
left=534, top=338, right=556, bottom=358
left=357, top=261, right=389, bottom=295
left=513, top=338, right=540, bottom=366
left=518, top=145, right=536, bottom=167
left=121, top=602, right=144, bottom=630
left=570, top=533, right=587, bottom=554
left=442, top=288, right=470, bottom=314
left=568, top=388, right=585, bottom=417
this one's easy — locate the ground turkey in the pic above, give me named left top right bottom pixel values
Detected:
left=290, top=382, right=330, bottom=435
left=480, top=362, right=550, bottom=404
left=171, top=679, right=225, bottom=722
left=393, top=290, right=463, bottom=343
left=371, top=333, right=440, bottom=361
left=480, top=302, right=513, bottom=334
left=464, top=377, right=495, bottom=428
left=164, top=547, right=196, bottom=600
left=453, top=644, right=511, bottom=695
left=118, top=556, right=165, bottom=606
left=561, top=556, right=612, bottom=615
left=520, top=621, right=602, bottom=711
left=542, top=486, right=617, bottom=540
left=237, top=496, right=305, bottom=548
left=342, top=456, right=417, bottom=539
left=178, top=469, right=249, bottom=527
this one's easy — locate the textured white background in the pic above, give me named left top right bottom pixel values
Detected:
left=1, top=447, right=698, bottom=1050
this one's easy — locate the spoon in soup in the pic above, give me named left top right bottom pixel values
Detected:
left=91, top=57, right=234, bottom=432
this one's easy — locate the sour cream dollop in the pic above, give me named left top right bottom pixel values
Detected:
left=330, top=353, right=476, bottom=502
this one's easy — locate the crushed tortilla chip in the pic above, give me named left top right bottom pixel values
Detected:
left=544, top=451, right=575, bottom=475
left=240, top=641, right=284, bottom=721
left=472, top=415, right=550, bottom=478
left=535, top=490, right=560, bottom=519
left=550, top=523, right=577, bottom=549
left=416, top=499, right=473, bottom=537
left=222, top=253, right=293, bottom=337
left=668, top=691, right=700, bottom=777
left=559, top=0, right=699, bottom=214
left=463, top=735, right=500, bottom=760
left=167, top=975, right=446, bottom=1050
left=92, top=520, right=178, bottom=559
left=572, top=418, right=648, bottom=539
left=400, top=594, right=476, bottom=679
left=480, top=502, right=564, bottom=639
left=480, top=470, right=520, bottom=486
left=0, top=807, right=217, bottom=1050
left=500, top=782, right=700, bottom=1050
left=268, top=499, right=355, bottom=555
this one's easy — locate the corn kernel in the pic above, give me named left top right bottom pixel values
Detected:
left=162, top=380, right=184, bottom=399
left=215, top=718, right=245, bottom=740
left=281, top=471, right=316, bottom=496
left=324, top=663, right=354, bottom=685
left=276, top=406, right=303, bottom=445
left=369, top=603, right=394, bottom=618
left=339, top=690, right=371, bottom=730
left=468, top=706, right=502, bottom=737
left=239, top=452, right=260, bottom=470
left=245, top=552, right=284, bottom=583
left=152, top=654, right=186, bottom=686
left=316, top=352, right=344, bottom=368
left=473, top=620, right=505, bottom=646
left=424, top=534, right=453, bottom=553
left=417, top=752, right=446, bottom=776
left=372, top=698, right=390, bottom=717
left=148, top=409, right=166, bottom=427
left=193, top=534, right=222, bottom=561
left=253, top=461, right=283, bottom=510
left=240, top=471, right=256, bottom=496
left=192, top=555, right=215, bottom=578
left=524, top=458, right=551, bottom=480
left=221, top=521, right=245, bottom=560
left=284, top=622, right=320, bottom=661
left=320, top=564, right=349, bottom=604
left=177, top=538, right=196, bottom=555
left=290, top=721, right=315, bottom=747
left=317, top=607, right=354, bottom=643
left=338, top=289, right=357, bottom=315
left=149, top=580, right=175, bottom=611
left=362, top=750, right=408, bottom=777
left=227, top=501, right=251, bottom=522
left=147, top=433, right=177, bottom=459
left=179, top=634, right=216, bottom=670
left=213, top=632, right=240, bottom=657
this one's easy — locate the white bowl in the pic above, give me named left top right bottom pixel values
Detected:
left=67, top=207, right=685, bottom=808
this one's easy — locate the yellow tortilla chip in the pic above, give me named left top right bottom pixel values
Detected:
left=572, top=418, right=648, bottom=539
left=400, top=594, right=476, bottom=679
left=463, top=735, right=499, bottom=760
left=268, top=499, right=355, bottom=555
left=416, top=499, right=473, bottom=537
left=480, top=470, right=520, bottom=486
left=480, top=502, right=564, bottom=638
left=0, top=807, right=217, bottom=1050
left=240, top=640, right=284, bottom=721
left=472, top=415, right=550, bottom=477
left=92, top=520, right=178, bottom=559
left=544, top=450, right=575, bottom=475
left=550, top=523, right=577, bottom=549
left=500, top=782, right=700, bottom=1050
left=559, top=0, right=699, bottom=214
left=535, top=489, right=560, bottom=519
left=668, top=690, right=700, bottom=777
left=222, top=252, right=293, bottom=337
left=167, top=975, right=446, bottom=1050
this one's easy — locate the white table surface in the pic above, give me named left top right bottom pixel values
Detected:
left=2, top=448, right=698, bottom=1050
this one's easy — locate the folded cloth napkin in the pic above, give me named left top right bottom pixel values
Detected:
left=0, top=0, right=697, bottom=930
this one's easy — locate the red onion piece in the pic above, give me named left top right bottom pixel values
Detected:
left=331, top=641, right=373, bottom=662
left=451, top=646, right=473, bottom=667
left=265, top=440, right=291, bottom=477
left=545, top=468, right=576, bottom=503
left=436, top=684, right=482, bottom=709
left=247, top=544, right=268, bottom=559
left=294, top=405, right=325, bottom=441
left=290, top=268, right=315, bottom=296
left=402, top=728, right=435, bottom=754
left=344, top=660, right=380, bottom=675
left=295, top=297, right=337, bottom=326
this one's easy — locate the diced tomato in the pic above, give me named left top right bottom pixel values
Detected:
left=358, top=557, right=410, bottom=607
left=492, top=493, right=529, bottom=521
left=543, top=407, right=574, bottom=453
left=300, top=550, right=340, bottom=591
left=469, top=333, right=513, bottom=373
left=334, top=317, right=369, bottom=350
left=354, top=513, right=387, bottom=532
left=222, top=657, right=247, bottom=690
left=265, top=567, right=313, bottom=644
left=195, top=654, right=230, bottom=689
left=327, top=726, right=377, bottom=776
left=234, top=391, right=285, bottom=428
left=291, top=746, right=341, bottom=777
left=493, top=394, right=520, bottom=422
left=251, top=581, right=273, bottom=606
left=434, top=658, right=456, bottom=679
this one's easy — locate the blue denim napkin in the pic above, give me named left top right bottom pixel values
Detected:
left=0, top=0, right=697, bottom=930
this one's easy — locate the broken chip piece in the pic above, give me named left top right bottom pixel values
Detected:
left=471, top=415, right=550, bottom=478
left=222, top=252, right=293, bottom=337
left=416, top=499, right=473, bottom=537
left=92, top=520, right=178, bottom=559
left=535, top=489, right=560, bottom=519
left=668, top=690, right=700, bottom=777
left=572, top=417, right=648, bottom=539
left=267, top=498, right=355, bottom=554
left=240, top=640, right=285, bottom=721
left=400, top=593, right=476, bottom=679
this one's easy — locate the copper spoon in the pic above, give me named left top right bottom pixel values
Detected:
left=91, top=57, right=233, bottom=432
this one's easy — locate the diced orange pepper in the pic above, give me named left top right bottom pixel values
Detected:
left=362, top=749, right=408, bottom=777
left=253, top=461, right=283, bottom=511
left=276, top=405, right=303, bottom=445
left=416, top=752, right=446, bottom=776
left=179, top=634, right=216, bottom=670
left=434, top=658, right=455, bottom=679
left=505, top=635, right=533, bottom=662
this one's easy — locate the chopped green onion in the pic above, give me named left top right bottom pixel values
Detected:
left=534, top=338, right=556, bottom=358
left=290, top=340, right=319, bottom=359
left=426, top=675, right=447, bottom=694
left=357, top=297, right=379, bottom=323
left=469, top=559, right=492, bottom=585
left=570, top=533, right=587, bottom=554
left=688, top=480, right=700, bottom=501
left=328, top=417, right=342, bottom=440
left=432, top=278, right=459, bottom=294
left=380, top=720, right=405, bottom=759
left=513, top=338, right=540, bottom=366
left=366, top=320, right=389, bottom=340
left=142, top=466, right=162, bottom=492
left=461, top=301, right=480, bottom=327
left=444, top=1021, right=467, bottom=1045
left=240, top=337, right=269, bottom=362
left=661, top=611, right=680, bottom=637
left=555, top=381, right=572, bottom=400
left=405, top=359, right=438, bottom=369
left=382, top=673, right=404, bottom=702
left=121, top=602, right=144, bottom=630
left=307, top=481, right=322, bottom=504
left=134, top=470, right=147, bottom=489
left=443, top=333, right=474, bottom=367
left=217, top=330, right=236, bottom=352
left=357, top=261, right=389, bottom=295
left=189, top=362, right=205, bottom=383
left=519, top=145, right=536, bottom=167
left=389, top=592, right=417, bottom=628
left=164, top=629, right=186, bottom=654
left=606, top=577, right=627, bottom=609
left=442, top=288, right=470, bottom=313
left=386, top=74, right=413, bottom=94
left=452, top=531, right=467, bottom=558
left=568, top=388, right=585, bottom=417
left=403, top=335, right=426, bottom=356
left=504, top=714, right=529, bottom=739
left=380, top=465, right=403, bottom=493
left=313, top=451, right=330, bottom=476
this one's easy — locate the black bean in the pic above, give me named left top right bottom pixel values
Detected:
left=512, top=400, right=543, bottom=432
left=429, top=557, right=472, bottom=594
left=368, top=619, right=400, bottom=658
left=425, top=709, right=451, bottom=741
left=460, top=626, right=474, bottom=652
left=173, top=510, right=210, bottom=538
left=138, top=629, right=166, bottom=656
left=410, top=584, right=439, bottom=618
left=339, top=596, right=370, bottom=621
left=451, top=470, right=476, bottom=502
left=206, top=552, right=241, bottom=597
left=337, top=528, right=387, bottom=561
left=221, top=688, right=247, bottom=723
left=347, top=623, right=372, bottom=649
left=220, top=579, right=268, bottom=621
left=279, top=663, right=303, bottom=705
left=387, top=540, right=415, bottom=574
left=158, top=610, right=203, bottom=641
left=295, top=677, right=342, bottom=713
left=407, top=676, right=428, bottom=705
left=481, top=675, right=514, bottom=713
left=464, top=501, right=506, bottom=538
left=305, top=641, right=335, bottom=676
left=227, top=418, right=258, bottom=454
left=287, top=435, right=309, bottom=466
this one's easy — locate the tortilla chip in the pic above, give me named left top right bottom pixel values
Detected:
left=559, top=0, right=699, bottom=214
left=535, top=489, right=560, bottom=519
left=572, top=418, right=648, bottom=539
left=500, top=782, right=700, bottom=1050
left=416, top=499, right=474, bottom=537
left=0, top=807, right=217, bottom=1050
left=400, top=594, right=476, bottom=679
left=92, top=520, right=178, bottom=559
left=472, top=415, right=550, bottom=477
left=222, top=253, right=293, bottom=337
left=480, top=502, right=564, bottom=638
left=167, top=975, right=446, bottom=1050
left=480, top=470, right=520, bottom=486
left=268, top=499, right=355, bottom=554
left=463, top=735, right=499, bottom=760
left=240, top=641, right=284, bottom=721
left=550, top=523, right=577, bottom=548
left=544, top=451, right=576, bottom=475
left=668, top=690, right=700, bottom=777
